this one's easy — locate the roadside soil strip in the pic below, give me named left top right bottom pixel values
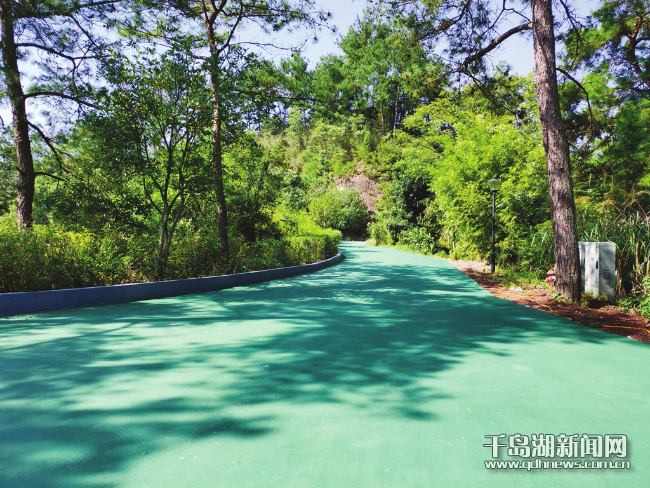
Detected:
left=448, top=259, right=650, bottom=344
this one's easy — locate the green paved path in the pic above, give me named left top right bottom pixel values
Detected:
left=1, top=242, right=649, bottom=487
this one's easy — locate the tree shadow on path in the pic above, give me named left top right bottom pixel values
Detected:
left=0, top=242, right=645, bottom=487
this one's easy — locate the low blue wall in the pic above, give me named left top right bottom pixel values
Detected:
left=0, top=252, right=343, bottom=316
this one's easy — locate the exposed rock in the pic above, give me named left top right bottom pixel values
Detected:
left=334, top=171, right=382, bottom=213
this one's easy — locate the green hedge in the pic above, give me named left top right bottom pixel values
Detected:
left=0, top=218, right=341, bottom=293
left=230, top=231, right=341, bottom=274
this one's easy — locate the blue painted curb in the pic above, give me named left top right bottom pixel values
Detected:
left=0, top=251, right=344, bottom=316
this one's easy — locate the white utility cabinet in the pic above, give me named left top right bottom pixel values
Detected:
left=578, top=241, right=617, bottom=299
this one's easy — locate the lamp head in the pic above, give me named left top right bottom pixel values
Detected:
left=488, top=179, right=501, bottom=192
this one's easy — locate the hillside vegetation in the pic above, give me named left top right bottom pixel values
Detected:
left=1, top=1, right=649, bottom=312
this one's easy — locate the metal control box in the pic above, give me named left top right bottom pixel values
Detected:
left=579, top=241, right=617, bottom=299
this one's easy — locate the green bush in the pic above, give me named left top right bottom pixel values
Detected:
left=515, top=220, right=556, bottom=278
left=619, top=277, right=650, bottom=319
left=0, top=212, right=341, bottom=293
left=275, top=209, right=342, bottom=264
left=371, top=174, right=434, bottom=245
left=0, top=224, right=97, bottom=292
left=399, top=227, right=438, bottom=255
left=228, top=220, right=341, bottom=274
left=164, top=223, right=225, bottom=279
left=369, top=220, right=391, bottom=245
left=0, top=218, right=159, bottom=292
left=309, top=187, right=368, bottom=237
left=285, top=233, right=341, bottom=264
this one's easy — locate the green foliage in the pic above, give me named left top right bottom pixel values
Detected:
left=399, top=226, right=438, bottom=255
left=411, top=98, right=548, bottom=261
left=0, top=210, right=340, bottom=293
left=224, top=133, right=287, bottom=241
left=497, top=265, right=545, bottom=288
left=308, top=187, right=368, bottom=238
left=559, top=0, right=650, bottom=197
left=0, top=129, right=18, bottom=216
left=337, top=14, right=444, bottom=134
left=0, top=218, right=152, bottom=293
left=287, top=114, right=367, bottom=183
left=370, top=91, right=547, bottom=261
left=371, top=172, right=435, bottom=245
left=5, top=0, right=650, bottom=301
left=619, top=278, right=650, bottom=320
left=515, top=221, right=556, bottom=277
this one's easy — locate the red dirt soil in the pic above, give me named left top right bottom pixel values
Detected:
left=448, top=259, right=650, bottom=344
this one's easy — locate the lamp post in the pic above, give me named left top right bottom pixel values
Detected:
left=488, top=179, right=501, bottom=273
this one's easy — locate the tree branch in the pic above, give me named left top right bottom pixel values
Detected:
left=15, top=43, right=93, bottom=61
left=556, top=67, right=596, bottom=141
left=208, top=0, right=229, bottom=26
left=624, top=12, right=650, bottom=91
left=17, top=0, right=123, bottom=19
left=143, top=177, right=163, bottom=216
left=460, top=22, right=533, bottom=71
left=34, top=171, right=66, bottom=182
left=23, top=91, right=101, bottom=109
left=27, top=121, right=71, bottom=173
left=462, top=70, right=515, bottom=115
left=216, top=4, right=245, bottom=56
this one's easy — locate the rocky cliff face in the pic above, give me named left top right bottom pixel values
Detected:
left=334, top=172, right=381, bottom=214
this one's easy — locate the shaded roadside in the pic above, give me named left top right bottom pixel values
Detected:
left=448, top=258, right=650, bottom=344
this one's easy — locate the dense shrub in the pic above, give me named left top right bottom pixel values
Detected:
left=370, top=173, right=438, bottom=248
left=423, top=104, right=549, bottom=261
left=619, top=278, right=650, bottom=319
left=370, top=98, right=548, bottom=261
left=162, top=223, right=225, bottom=280
left=514, top=220, right=555, bottom=277
left=309, top=187, right=368, bottom=237
left=0, top=214, right=341, bottom=293
left=0, top=223, right=101, bottom=292
left=0, top=219, right=158, bottom=292
left=399, top=227, right=439, bottom=255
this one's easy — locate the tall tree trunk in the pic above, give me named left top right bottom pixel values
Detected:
left=209, top=74, right=229, bottom=256
left=156, top=212, right=170, bottom=280
left=0, top=7, right=35, bottom=229
left=393, top=89, right=399, bottom=140
left=531, top=0, right=581, bottom=301
left=204, top=10, right=229, bottom=257
left=156, top=203, right=185, bottom=281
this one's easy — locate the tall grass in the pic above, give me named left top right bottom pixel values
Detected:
left=516, top=210, right=650, bottom=294
left=0, top=215, right=341, bottom=293
left=579, top=212, right=650, bottom=294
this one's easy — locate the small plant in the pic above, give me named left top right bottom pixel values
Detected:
left=618, top=277, right=650, bottom=320
left=551, top=292, right=573, bottom=304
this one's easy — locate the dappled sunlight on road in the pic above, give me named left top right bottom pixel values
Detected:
left=1, top=242, right=648, bottom=487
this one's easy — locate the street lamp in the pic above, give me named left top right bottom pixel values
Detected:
left=488, top=179, right=501, bottom=273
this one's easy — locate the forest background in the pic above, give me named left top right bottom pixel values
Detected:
left=1, top=0, right=649, bottom=312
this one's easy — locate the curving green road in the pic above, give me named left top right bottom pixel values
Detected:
left=1, top=242, right=649, bottom=487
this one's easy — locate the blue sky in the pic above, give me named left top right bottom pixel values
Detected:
left=250, top=0, right=598, bottom=75
left=4, top=1, right=599, bottom=130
